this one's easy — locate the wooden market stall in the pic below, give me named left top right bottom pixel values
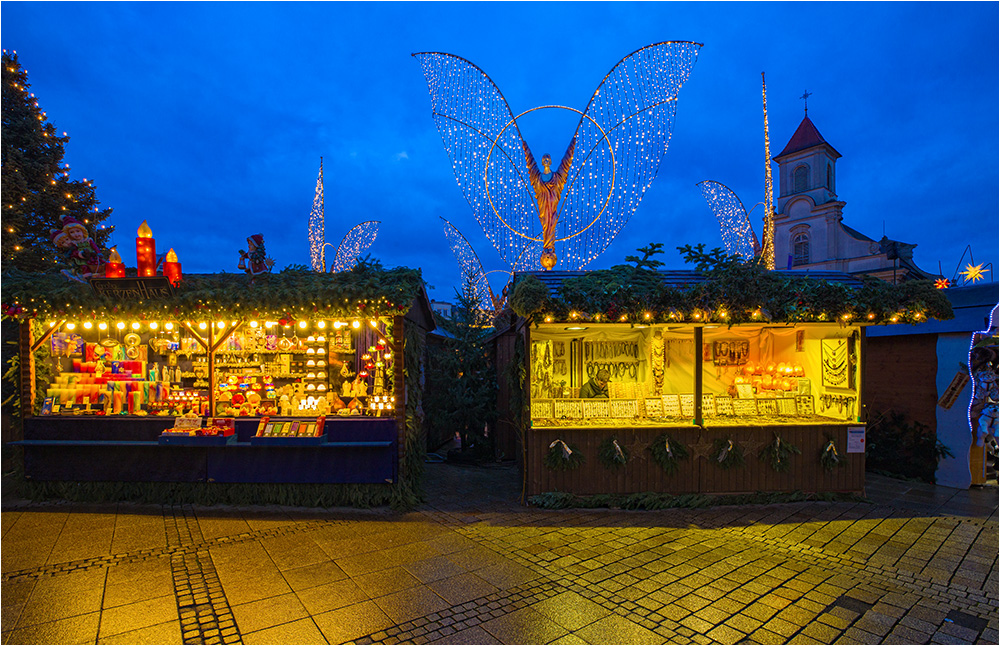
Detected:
left=4, top=266, right=434, bottom=489
left=500, top=265, right=953, bottom=498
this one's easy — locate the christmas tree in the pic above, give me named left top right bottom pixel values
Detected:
left=2, top=49, right=114, bottom=273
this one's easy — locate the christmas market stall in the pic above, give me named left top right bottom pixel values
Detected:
left=502, top=258, right=952, bottom=498
left=3, top=240, right=433, bottom=493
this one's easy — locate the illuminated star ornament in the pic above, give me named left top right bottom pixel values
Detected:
left=414, top=42, right=702, bottom=271
left=934, top=278, right=951, bottom=289
left=306, top=157, right=380, bottom=272
left=961, top=263, right=986, bottom=284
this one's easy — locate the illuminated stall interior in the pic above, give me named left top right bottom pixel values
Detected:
left=39, top=315, right=397, bottom=419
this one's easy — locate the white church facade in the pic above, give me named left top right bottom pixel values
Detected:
left=772, top=114, right=938, bottom=283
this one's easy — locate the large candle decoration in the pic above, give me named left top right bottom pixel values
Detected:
left=163, top=248, right=182, bottom=286
left=135, top=220, right=156, bottom=278
left=105, top=247, right=126, bottom=278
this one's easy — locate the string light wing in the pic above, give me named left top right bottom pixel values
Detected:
left=307, top=158, right=325, bottom=272
left=331, top=221, right=380, bottom=273
left=557, top=41, right=702, bottom=268
left=697, top=180, right=759, bottom=259
left=441, top=217, right=497, bottom=311
left=414, top=42, right=701, bottom=271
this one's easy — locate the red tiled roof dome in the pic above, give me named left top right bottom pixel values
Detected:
left=775, top=115, right=841, bottom=159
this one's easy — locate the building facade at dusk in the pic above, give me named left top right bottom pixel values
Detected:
left=773, top=113, right=938, bottom=283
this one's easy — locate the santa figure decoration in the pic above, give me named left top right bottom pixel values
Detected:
left=238, top=233, right=275, bottom=279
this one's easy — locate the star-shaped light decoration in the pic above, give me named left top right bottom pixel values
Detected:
left=934, top=278, right=951, bottom=289
left=961, top=263, right=986, bottom=284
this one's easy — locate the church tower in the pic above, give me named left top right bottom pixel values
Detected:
left=773, top=110, right=845, bottom=269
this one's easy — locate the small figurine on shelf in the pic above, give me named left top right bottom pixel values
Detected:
left=341, top=379, right=353, bottom=397
left=352, top=375, right=368, bottom=397
left=237, top=234, right=275, bottom=280
left=279, top=394, right=292, bottom=417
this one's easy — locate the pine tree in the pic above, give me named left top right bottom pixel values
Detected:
left=2, top=49, right=114, bottom=273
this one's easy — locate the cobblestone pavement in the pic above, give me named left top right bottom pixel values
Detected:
left=2, top=465, right=997, bottom=645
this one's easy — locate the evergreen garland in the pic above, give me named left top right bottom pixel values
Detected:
left=820, top=435, right=845, bottom=472
left=597, top=435, right=630, bottom=470
left=711, top=437, right=744, bottom=470
left=1, top=261, right=424, bottom=323
left=544, top=439, right=584, bottom=471
left=648, top=432, right=690, bottom=475
left=758, top=432, right=801, bottom=472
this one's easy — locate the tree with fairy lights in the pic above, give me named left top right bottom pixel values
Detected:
left=2, top=50, right=114, bottom=273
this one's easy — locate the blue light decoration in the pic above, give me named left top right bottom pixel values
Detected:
left=414, top=42, right=702, bottom=271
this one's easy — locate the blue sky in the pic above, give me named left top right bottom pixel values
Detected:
left=2, top=1, right=997, bottom=300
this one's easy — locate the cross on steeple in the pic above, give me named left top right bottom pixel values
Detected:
left=800, top=90, right=812, bottom=115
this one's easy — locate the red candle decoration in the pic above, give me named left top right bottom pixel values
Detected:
left=135, top=220, right=156, bottom=277
left=163, top=248, right=182, bottom=286
left=104, top=247, right=126, bottom=278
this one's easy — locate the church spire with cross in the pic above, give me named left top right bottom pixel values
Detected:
left=800, top=89, right=812, bottom=115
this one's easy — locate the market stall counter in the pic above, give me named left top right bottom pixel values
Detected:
left=5, top=266, right=434, bottom=488
left=502, top=265, right=952, bottom=498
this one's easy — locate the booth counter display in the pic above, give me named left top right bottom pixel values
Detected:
left=505, top=264, right=953, bottom=498
left=3, top=266, right=433, bottom=486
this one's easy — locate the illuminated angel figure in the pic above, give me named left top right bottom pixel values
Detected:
left=306, top=157, right=381, bottom=272
left=697, top=180, right=761, bottom=260
left=414, top=42, right=701, bottom=271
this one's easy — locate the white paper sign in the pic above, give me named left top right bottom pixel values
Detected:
left=847, top=427, right=866, bottom=453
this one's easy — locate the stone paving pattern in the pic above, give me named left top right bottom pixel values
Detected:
left=2, top=464, right=997, bottom=645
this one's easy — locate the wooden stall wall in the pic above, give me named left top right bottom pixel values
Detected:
left=492, top=326, right=521, bottom=462
left=863, top=333, right=938, bottom=432
left=526, top=425, right=864, bottom=496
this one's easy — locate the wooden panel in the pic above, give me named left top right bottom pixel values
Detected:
left=526, top=424, right=864, bottom=496
left=863, top=334, right=938, bottom=431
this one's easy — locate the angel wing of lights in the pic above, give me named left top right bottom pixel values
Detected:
left=697, top=180, right=760, bottom=260
left=441, top=217, right=498, bottom=311
left=414, top=42, right=701, bottom=271
left=307, top=158, right=325, bottom=272
left=331, top=221, right=381, bottom=273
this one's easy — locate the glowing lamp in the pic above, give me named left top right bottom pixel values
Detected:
left=163, top=248, right=182, bottom=286
left=135, top=220, right=156, bottom=277
left=105, top=247, right=126, bottom=278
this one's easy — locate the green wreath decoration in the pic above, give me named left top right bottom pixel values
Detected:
left=544, top=439, right=585, bottom=471
left=758, top=432, right=801, bottom=472
left=598, top=436, right=630, bottom=470
left=648, top=433, right=689, bottom=475
left=712, top=437, right=744, bottom=470
left=820, top=435, right=845, bottom=472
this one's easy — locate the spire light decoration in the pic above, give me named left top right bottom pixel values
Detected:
left=307, top=157, right=325, bottom=272
left=414, top=42, right=701, bottom=271
left=761, top=72, right=775, bottom=270
left=305, top=157, right=380, bottom=272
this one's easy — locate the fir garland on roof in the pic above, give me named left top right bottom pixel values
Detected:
left=511, top=244, right=953, bottom=326
left=0, top=257, right=424, bottom=322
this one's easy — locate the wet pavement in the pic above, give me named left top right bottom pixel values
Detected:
left=1, top=463, right=997, bottom=645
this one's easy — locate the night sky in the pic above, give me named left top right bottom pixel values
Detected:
left=2, top=1, right=997, bottom=301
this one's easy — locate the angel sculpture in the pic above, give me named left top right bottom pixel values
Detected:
left=414, top=42, right=701, bottom=271
left=307, top=157, right=380, bottom=272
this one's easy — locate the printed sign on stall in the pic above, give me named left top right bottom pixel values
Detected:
left=847, top=426, right=866, bottom=453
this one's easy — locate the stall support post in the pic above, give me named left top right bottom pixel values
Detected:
left=19, top=321, right=35, bottom=421
left=207, top=325, right=216, bottom=416
left=393, top=315, right=405, bottom=481
left=694, top=326, right=704, bottom=427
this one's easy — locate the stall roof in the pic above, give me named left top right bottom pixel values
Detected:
left=866, top=283, right=998, bottom=337
left=518, top=269, right=866, bottom=296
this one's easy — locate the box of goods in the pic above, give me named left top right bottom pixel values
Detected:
left=250, top=417, right=327, bottom=445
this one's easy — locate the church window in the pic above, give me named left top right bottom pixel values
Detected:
left=792, top=232, right=810, bottom=266
left=793, top=165, right=809, bottom=193
left=827, top=163, right=834, bottom=191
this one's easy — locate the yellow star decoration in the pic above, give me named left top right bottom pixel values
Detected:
left=934, top=278, right=950, bottom=289
left=961, top=263, right=986, bottom=284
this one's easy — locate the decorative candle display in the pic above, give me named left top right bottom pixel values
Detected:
left=163, top=248, right=182, bottom=286
left=104, top=247, right=126, bottom=278
left=135, top=220, right=156, bottom=277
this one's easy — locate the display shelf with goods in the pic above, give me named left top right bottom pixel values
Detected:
left=501, top=265, right=953, bottom=498
left=3, top=266, right=434, bottom=487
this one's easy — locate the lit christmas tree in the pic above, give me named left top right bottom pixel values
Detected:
left=2, top=50, right=114, bottom=272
